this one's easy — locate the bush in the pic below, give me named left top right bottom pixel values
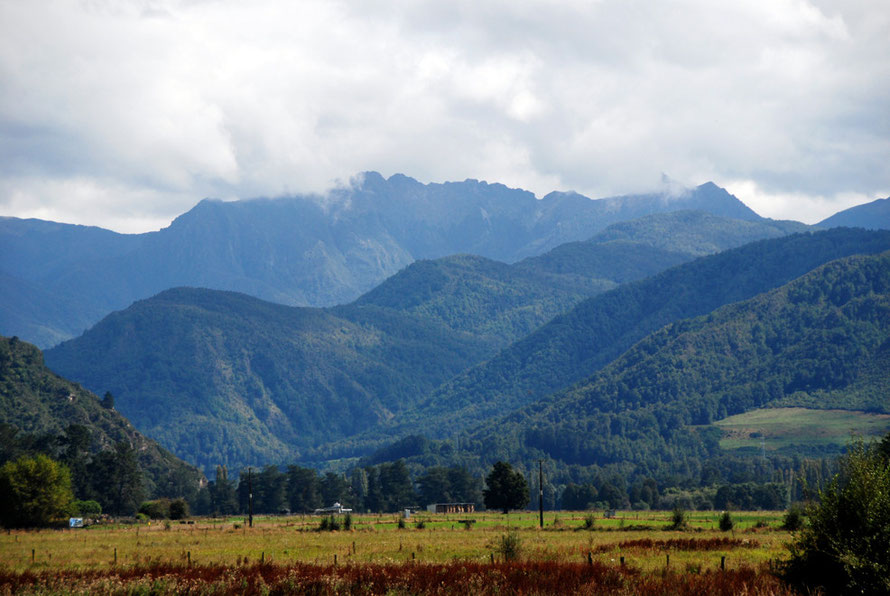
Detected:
left=398, top=517, right=406, bottom=529
left=415, top=519, right=426, bottom=529
left=168, top=498, right=189, bottom=520
left=343, top=512, right=352, bottom=530
left=582, top=514, right=596, bottom=530
left=138, top=499, right=171, bottom=520
left=495, top=530, right=523, bottom=561
left=74, top=499, right=102, bottom=516
left=668, top=507, right=688, bottom=530
left=781, top=505, right=805, bottom=531
left=718, top=511, right=734, bottom=532
left=781, top=439, right=890, bottom=595
left=319, top=515, right=340, bottom=531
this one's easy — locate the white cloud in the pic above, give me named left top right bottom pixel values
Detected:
left=721, top=178, right=887, bottom=224
left=1, top=0, right=888, bottom=231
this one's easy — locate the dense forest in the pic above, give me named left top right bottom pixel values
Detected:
left=324, top=228, right=890, bottom=455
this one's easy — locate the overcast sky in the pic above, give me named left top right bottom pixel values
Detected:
left=1, top=0, right=888, bottom=233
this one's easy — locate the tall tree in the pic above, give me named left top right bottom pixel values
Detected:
left=782, top=438, right=890, bottom=595
left=0, top=454, right=73, bottom=527
left=89, top=442, right=144, bottom=516
left=209, top=465, right=238, bottom=515
left=483, top=462, right=529, bottom=514
left=286, top=465, right=321, bottom=513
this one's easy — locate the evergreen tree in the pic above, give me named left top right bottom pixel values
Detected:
left=483, top=461, right=528, bottom=514
left=88, top=442, right=144, bottom=515
left=287, top=465, right=321, bottom=513
left=209, top=465, right=238, bottom=515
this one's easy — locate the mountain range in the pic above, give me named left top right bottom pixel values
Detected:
left=2, top=174, right=772, bottom=348
left=44, top=226, right=890, bottom=472
left=4, top=172, right=890, bottom=492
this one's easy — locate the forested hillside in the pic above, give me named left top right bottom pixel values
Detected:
left=355, top=211, right=804, bottom=346
left=340, top=228, right=890, bottom=451
left=44, top=289, right=494, bottom=471
left=0, top=335, right=202, bottom=512
left=460, top=250, right=890, bottom=480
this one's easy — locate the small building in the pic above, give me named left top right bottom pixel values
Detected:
left=314, top=502, right=352, bottom=514
left=426, top=503, right=475, bottom=514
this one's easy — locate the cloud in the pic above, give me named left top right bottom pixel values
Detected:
left=0, top=0, right=888, bottom=231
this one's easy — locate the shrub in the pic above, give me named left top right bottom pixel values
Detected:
left=343, top=512, right=352, bottom=530
left=415, top=520, right=426, bottom=529
left=495, top=530, right=523, bottom=561
left=168, top=498, right=189, bottom=520
left=781, top=506, right=804, bottom=531
left=780, top=439, right=890, bottom=595
left=138, top=499, right=171, bottom=520
left=319, top=515, right=340, bottom=531
left=74, top=499, right=102, bottom=516
left=398, top=517, right=406, bottom=529
left=582, top=514, right=596, bottom=530
left=668, top=507, right=688, bottom=530
left=718, top=511, right=734, bottom=532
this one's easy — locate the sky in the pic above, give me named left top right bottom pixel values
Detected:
left=1, top=0, right=888, bottom=233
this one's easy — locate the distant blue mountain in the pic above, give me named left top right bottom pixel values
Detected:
left=2, top=173, right=766, bottom=347
left=818, top=197, right=890, bottom=230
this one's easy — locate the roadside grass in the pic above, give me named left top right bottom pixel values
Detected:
left=713, top=407, right=890, bottom=451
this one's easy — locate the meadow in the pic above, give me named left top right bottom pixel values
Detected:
left=714, top=407, right=890, bottom=451
left=0, top=510, right=798, bottom=594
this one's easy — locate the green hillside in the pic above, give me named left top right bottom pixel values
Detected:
left=355, top=211, right=808, bottom=347
left=44, top=289, right=494, bottom=472
left=461, top=251, right=890, bottom=477
left=342, top=228, right=890, bottom=451
left=354, top=254, right=615, bottom=347
left=0, top=335, right=202, bottom=503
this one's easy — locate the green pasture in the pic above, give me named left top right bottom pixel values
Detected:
left=0, top=510, right=792, bottom=574
left=714, top=407, right=890, bottom=451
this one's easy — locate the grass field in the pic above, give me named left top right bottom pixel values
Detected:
left=0, top=510, right=796, bottom=594
left=714, top=407, right=890, bottom=451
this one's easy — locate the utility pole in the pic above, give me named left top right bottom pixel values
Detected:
left=539, top=460, right=544, bottom=529
left=248, top=466, right=253, bottom=528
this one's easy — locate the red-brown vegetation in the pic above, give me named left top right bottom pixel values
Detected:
left=0, top=560, right=791, bottom=595
left=591, top=537, right=760, bottom=554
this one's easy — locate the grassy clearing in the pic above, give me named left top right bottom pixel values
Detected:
left=714, top=407, right=890, bottom=451
left=0, top=510, right=791, bottom=576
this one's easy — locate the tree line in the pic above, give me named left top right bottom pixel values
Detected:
left=193, top=461, right=484, bottom=516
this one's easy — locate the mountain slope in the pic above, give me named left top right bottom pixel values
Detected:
left=2, top=175, right=764, bottom=347
left=44, top=288, right=494, bottom=471
left=461, top=251, right=890, bottom=474
left=0, top=335, right=202, bottom=498
left=818, top=197, right=890, bottom=230
left=344, top=228, right=890, bottom=450
left=355, top=211, right=807, bottom=346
